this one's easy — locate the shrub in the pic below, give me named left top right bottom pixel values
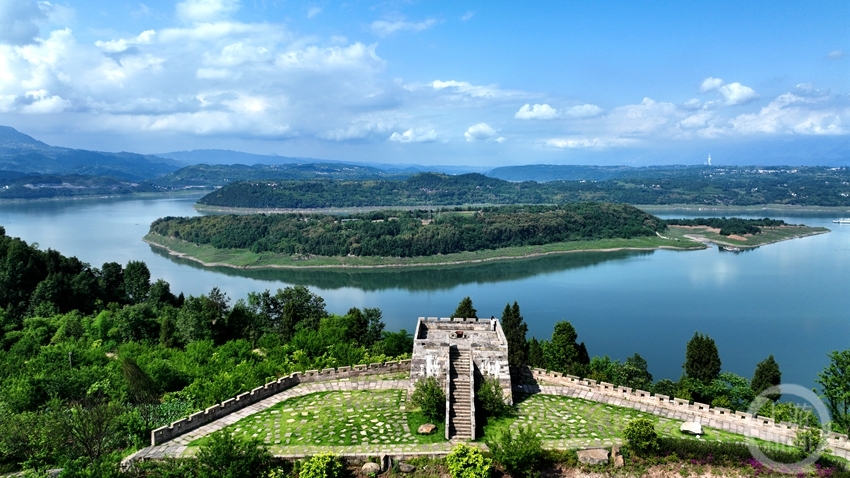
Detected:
left=299, top=453, right=345, bottom=478
left=410, top=377, right=446, bottom=421
left=623, top=418, right=658, bottom=455
left=487, top=425, right=542, bottom=478
left=445, top=444, right=491, bottom=478
left=196, top=431, right=271, bottom=478
left=794, top=427, right=825, bottom=455
left=477, top=377, right=510, bottom=417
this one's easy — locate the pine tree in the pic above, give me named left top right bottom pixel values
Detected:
left=501, top=301, right=528, bottom=365
left=452, top=296, right=477, bottom=318
left=683, top=332, right=721, bottom=385
left=751, top=355, right=781, bottom=402
left=528, top=337, right=544, bottom=368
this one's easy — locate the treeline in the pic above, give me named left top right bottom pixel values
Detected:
left=664, top=217, right=788, bottom=236
left=197, top=167, right=850, bottom=209
left=149, top=204, right=665, bottom=257
left=0, top=227, right=412, bottom=473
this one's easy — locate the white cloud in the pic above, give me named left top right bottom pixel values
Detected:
left=828, top=50, right=844, bottom=60
left=95, top=30, right=156, bottom=53
left=176, top=0, right=240, bottom=23
left=515, top=103, right=558, bottom=120
left=388, top=128, right=437, bottom=143
left=565, top=103, right=603, bottom=118
left=428, top=79, right=519, bottom=99
left=461, top=11, right=475, bottom=21
left=699, top=77, right=723, bottom=92
left=370, top=18, right=437, bottom=37
left=730, top=93, right=846, bottom=135
left=21, top=89, right=70, bottom=113
left=307, top=7, right=322, bottom=18
left=719, top=82, right=758, bottom=105
left=277, top=42, right=382, bottom=71
left=464, top=122, right=504, bottom=142
left=0, top=0, right=44, bottom=45
left=546, top=137, right=634, bottom=148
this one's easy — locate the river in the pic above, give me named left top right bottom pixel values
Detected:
left=1, top=194, right=848, bottom=391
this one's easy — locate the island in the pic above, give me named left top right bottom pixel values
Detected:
left=144, top=204, right=828, bottom=269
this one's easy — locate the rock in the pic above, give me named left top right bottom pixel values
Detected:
left=680, top=421, right=703, bottom=435
left=577, top=448, right=609, bottom=465
left=614, top=455, right=625, bottom=468
left=398, top=462, right=416, bottom=473
left=418, top=423, right=437, bottom=434
left=611, top=445, right=620, bottom=457
left=361, top=462, right=381, bottom=475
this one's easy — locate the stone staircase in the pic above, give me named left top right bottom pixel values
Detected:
left=448, top=346, right=474, bottom=440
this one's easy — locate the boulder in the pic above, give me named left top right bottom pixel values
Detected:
left=576, top=448, right=609, bottom=465
left=361, top=462, right=381, bottom=475
left=680, top=421, right=703, bottom=435
left=418, top=423, right=437, bottom=434
left=398, top=462, right=416, bottom=473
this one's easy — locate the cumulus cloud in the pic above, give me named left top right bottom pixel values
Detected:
left=427, top=79, right=520, bottom=99
left=545, top=137, right=634, bottom=148
left=719, top=82, right=758, bottom=105
left=699, top=77, right=723, bottom=92
left=388, top=128, right=437, bottom=143
left=176, top=0, right=240, bottom=23
left=515, top=103, right=558, bottom=120
left=464, top=122, right=504, bottom=142
left=0, top=0, right=45, bottom=45
left=565, top=103, right=603, bottom=118
left=371, top=18, right=437, bottom=37
left=730, top=93, right=846, bottom=135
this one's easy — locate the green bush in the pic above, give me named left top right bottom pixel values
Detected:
left=794, top=427, right=825, bottom=455
left=410, top=377, right=446, bottom=421
left=445, top=444, right=491, bottom=478
left=476, top=377, right=510, bottom=418
left=196, top=431, right=271, bottom=478
left=623, top=418, right=659, bottom=455
left=486, top=425, right=542, bottom=478
left=299, top=453, right=344, bottom=478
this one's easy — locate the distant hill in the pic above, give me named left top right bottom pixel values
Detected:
left=0, top=125, right=180, bottom=181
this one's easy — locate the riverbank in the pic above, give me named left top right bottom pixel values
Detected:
left=0, top=189, right=209, bottom=205
left=664, top=225, right=829, bottom=249
left=143, top=233, right=707, bottom=270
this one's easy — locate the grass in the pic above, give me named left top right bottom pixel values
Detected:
left=405, top=410, right=446, bottom=444
left=144, top=232, right=704, bottom=270
left=664, top=224, right=828, bottom=248
left=188, top=390, right=446, bottom=450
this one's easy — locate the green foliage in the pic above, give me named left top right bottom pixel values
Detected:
left=543, top=321, right=588, bottom=375
left=501, top=302, right=528, bottom=365
left=298, top=453, right=344, bottom=478
left=486, top=425, right=542, bottom=478
left=623, top=418, right=659, bottom=455
left=452, top=296, right=477, bottom=319
left=794, top=427, right=825, bottom=455
left=664, top=217, right=787, bottom=236
left=476, top=377, right=510, bottom=418
left=445, top=444, right=491, bottom=478
left=756, top=401, right=820, bottom=428
left=121, top=357, right=157, bottom=405
left=151, top=203, right=665, bottom=258
left=527, top=337, right=544, bottom=369
left=123, top=261, right=151, bottom=304
left=817, top=349, right=850, bottom=434
left=410, top=377, right=446, bottom=421
left=684, top=332, right=721, bottom=385
left=196, top=431, right=271, bottom=478
left=751, top=355, right=781, bottom=402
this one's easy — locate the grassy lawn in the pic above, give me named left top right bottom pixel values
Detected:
left=189, top=390, right=446, bottom=449
left=144, top=233, right=704, bottom=270
left=664, top=225, right=828, bottom=248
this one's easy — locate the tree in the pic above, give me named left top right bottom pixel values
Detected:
left=248, top=286, right=327, bottom=342
left=623, top=418, right=659, bottom=455
left=196, top=430, right=271, bottom=478
left=98, top=262, right=125, bottom=305
left=501, top=302, right=528, bottom=365
left=122, top=357, right=158, bottom=405
left=123, top=260, right=151, bottom=304
left=57, top=395, right=125, bottom=466
left=410, top=377, right=446, bottom=421
left=684, top=331, right=721, bottom=385
left=817, top=349, right=850, bottom=434
left=527, top=337, right=544, bottom=368
left=751, top=355, right=782, bottom=402
left=487, top=425, right=542, bottom=478
left=622, top=353, right=654, bottom=390
left=452, top=296, right=477, bottom=319
left=543, top=321, right=584, bottom=375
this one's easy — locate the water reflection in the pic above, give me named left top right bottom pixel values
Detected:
left=148, top=244, right=654, bottom=291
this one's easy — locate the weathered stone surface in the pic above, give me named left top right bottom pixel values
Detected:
left=680, top=421, right=703, bottom=435
left=361, top=462, right=381, bottom=474
left=398, top=462, right=415, bottom=473
left=577, top=448, right=609, bottom=465
left=613, top=455, right=625, bottom=468
left=418, top=423, right=437, bottom=434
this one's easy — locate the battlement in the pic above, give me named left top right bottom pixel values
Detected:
left=150, top=360, right=411, bottom=446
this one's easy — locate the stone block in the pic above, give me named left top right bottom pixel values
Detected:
left=680, top=422, right=703, bottom=435
left=577, top=448, right=609, bottom=465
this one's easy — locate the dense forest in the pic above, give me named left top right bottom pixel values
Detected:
left=198, top=167, right=850, bottom=209
left=149, top=204, right=665, bottom=257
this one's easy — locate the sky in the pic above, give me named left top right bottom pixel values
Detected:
left=0, top=0, right=848, bottom=166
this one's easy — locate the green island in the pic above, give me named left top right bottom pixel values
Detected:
left=144, top=205, right=827, bottom=269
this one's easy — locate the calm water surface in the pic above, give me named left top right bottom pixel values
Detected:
left=1, top=195, right=849, bottom=390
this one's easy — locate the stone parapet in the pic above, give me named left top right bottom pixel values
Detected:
left=151, top=360, right=410, bottom=446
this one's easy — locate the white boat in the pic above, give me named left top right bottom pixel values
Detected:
left=833, top=218, right=850, bottom=224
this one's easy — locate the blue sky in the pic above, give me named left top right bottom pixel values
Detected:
left=0, top=0, right=847, bottom=166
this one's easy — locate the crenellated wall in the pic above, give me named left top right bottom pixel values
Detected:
left=526, top=367, right=850, bottom=460
left=150, top=360, right=411, bottom=446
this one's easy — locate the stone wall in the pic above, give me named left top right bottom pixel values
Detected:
left=527, top=368, right=850, bottom=460
left=150, top=360, right=411, bottom=446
